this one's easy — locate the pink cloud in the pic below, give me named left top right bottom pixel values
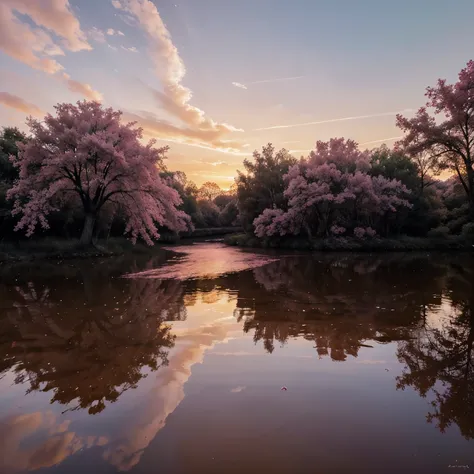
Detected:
left=5, top=0, right=91, bottom=52
left=0, top=1, right=102, bottom=101
left=124, top=111, right=244, bottom=155
left=0, top=3, right=64, bottom=74
left=113, top=0, right=244, bottom=152
left=62, top=73, right=103, bottom=101
left=0, top=92, right=44, bottom=116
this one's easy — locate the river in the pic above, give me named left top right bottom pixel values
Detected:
left=1, top=242, right=473, bottom=473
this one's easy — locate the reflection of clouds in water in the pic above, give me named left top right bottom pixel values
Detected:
left=125, top=243, right=276, bottom=280
left=0, top=321, right=237, bottom=473
left=102, top=320, right=239, bottom=471
left=231, top=386, right=246, bottom=393
left=0, top=411, right=108, bottom=473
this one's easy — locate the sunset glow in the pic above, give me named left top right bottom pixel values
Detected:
left=1, top=0, right=474, bottom=187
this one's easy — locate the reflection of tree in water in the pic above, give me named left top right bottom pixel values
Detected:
left=233, top=255, right=448, bottom=358
left=396, top=259, right=474, bottom=439
left=0, top=259, right=187, bottom=415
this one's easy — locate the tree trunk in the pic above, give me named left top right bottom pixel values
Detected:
left=80, top=213, right=96, bottom=246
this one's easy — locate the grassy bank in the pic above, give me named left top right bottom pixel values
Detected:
left=224, top=233, right=474, bottom=251
left=0, top=227, right=242, bottom=262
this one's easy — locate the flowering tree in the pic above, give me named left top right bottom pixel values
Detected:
left=7, top=101, right=192, bottom=245
left=396, top=60, right=474, bottom=217
left=253, top=138, right=411, bottom=238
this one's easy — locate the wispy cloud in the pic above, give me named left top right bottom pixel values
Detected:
left=124, top=110, right=246, bottom=155
left=255, top=109, right=413, bottom=131
left=232, top=82, right=247, bottom=90
left=249, top=75, right=305, bottom=85
left=232, top=75, right=305, bottom=90
left=0, top=0, right=102, bottom=101
left=121, top=45, right=138, bottom=52
left=113, top=0, right=244, bottom=152
left=3, top=0, right=91, bottom=52
left=289, top=148, right=312, bottom=153
left=359, top=136, right=403, bottom=146
left=0, top=92, right=43, bottom=116
left=88, top=27, right=106, bottom=43
left=281, top=140, right=301, bottom=144
left=192, top=160, right=227, bottom=167
left=107, top=28, right=125, bottom=36
left=61, top=73, right=103, bottom=101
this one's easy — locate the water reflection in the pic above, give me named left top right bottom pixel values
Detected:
left=0, top=266, right=184, bottom=415
left=397, top=261, right=474, bottom=439
left=233, top=255, right=446, bottom=357
left=0, top=247, right=473, bottom=472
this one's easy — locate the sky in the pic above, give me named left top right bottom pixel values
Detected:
left=1, top=0, right=474, bottom=188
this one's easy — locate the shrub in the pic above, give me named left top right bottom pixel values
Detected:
left=461, top=222, right=474, bottom=241
left=330, top=225, right=346, bottom=235
left=427, top=226, right=450, bottom=238
left=365, top=227, right=377, bottom=238
left=354, top=227, right=366, bottom=239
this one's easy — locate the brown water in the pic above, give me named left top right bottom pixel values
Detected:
left=1, top=243, right=473, bottom=474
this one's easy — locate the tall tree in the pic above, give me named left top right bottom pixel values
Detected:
left=396, top=60, right=474, bottom=218
left=198, top=181, right=222, bottom=201
left=236, top=143, right=296, bottom=232
left=7, top=101, right=191, bottom=245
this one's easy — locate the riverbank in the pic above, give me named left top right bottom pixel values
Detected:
left=224, top=233, right=474, bottom=251
left=0, top=227, right=240, bottom=262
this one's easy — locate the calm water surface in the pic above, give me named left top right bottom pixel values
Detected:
left=1, top=243, right=473, bottom=473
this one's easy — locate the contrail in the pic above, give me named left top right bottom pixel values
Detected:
left=360, top=136, right=403, bottom=146
left=248, top=75, right=306, bottom=85
left=255, top=109, right=413, bottom=131
left=232, top=75, right=306, bottom=89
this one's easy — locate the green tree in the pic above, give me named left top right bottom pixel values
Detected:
left=0, top=127, right=27, bottom=183
left=236, top=144, right=296, bottom=232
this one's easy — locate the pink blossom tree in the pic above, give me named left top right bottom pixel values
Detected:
left=253, top=138, right=411, bottom=239
left=396, top=60, right=474, bottom=217
left=8, top=101, right=192, bottom=245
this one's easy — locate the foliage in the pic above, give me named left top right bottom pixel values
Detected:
left=214, top=193, right=234, bottom=209
left=236, top=143, right=296, bottom=231
left=253, top=138, right=412, bottom=239
left=196, top=199, right=220, bottom=227
left=7, top=101, right=192, bottom=245
left=198, top=181, right=222, bottom=201
left=396, top=60, right=474, bottom=217
left=427, top=226, right=450, bottom=238
left=0, top=127, right=27, bottom=183
left=219, top=200, right=239, bottom=226
left=462, top=222, right=474, bottom=240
